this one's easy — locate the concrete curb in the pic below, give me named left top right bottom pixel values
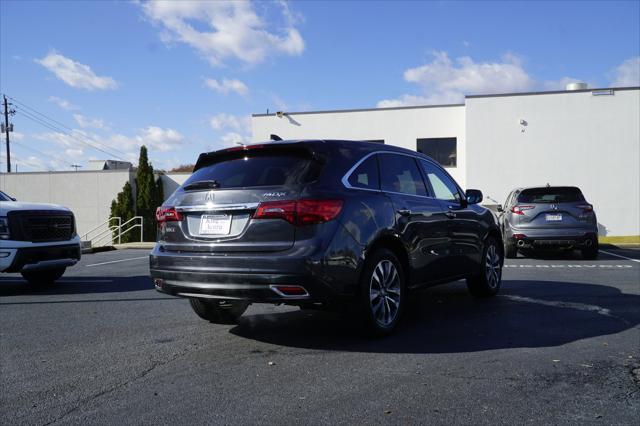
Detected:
left=113, top=242, right=156, bottom=250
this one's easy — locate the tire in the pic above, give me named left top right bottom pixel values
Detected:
left=467, top=237, right=503, bottom=297
left=504, top=237, right=518, bottom=259
left=581, top=239, right=599, bottom=260
left=189, top=298, right=250, bottom=324
left=21, top=267, right=66, bottom=285
left=358, top=248, right=406, bottom=336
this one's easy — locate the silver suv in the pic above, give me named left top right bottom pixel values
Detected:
left=498, top=186, right=598, bottom=259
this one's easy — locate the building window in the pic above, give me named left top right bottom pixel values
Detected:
left=416, top=137, right=457, bottom=167
left=362, top=139, right=384, bottom=144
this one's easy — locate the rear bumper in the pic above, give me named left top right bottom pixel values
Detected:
left=507, top=226, right=597, bottom=249
left=149, top=245, right=339, bottom=303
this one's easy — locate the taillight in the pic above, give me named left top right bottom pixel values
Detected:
left=253, top=199, right=343, bottom=226
left=511, top=205, right=534, bottom=215
left=577, top=204, right=593, bottom=212
left=253, top=201, right=296, bottom=224
left=156, top=206, right=183, bottom=223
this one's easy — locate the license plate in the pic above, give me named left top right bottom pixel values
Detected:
left=545, top=214, right=562, bottom=222
left=199, top=214, right=232, bottom=235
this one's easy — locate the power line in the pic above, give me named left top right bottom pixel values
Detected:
left=14, top=107, right=128, bottom=161
left=7, top=94, right=130, bottom=157
left=12, top=139, right=72, bottom=167
left=5, top=94, right=131, bottom=159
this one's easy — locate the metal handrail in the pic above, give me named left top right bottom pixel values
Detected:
left=112, top=216, right=144, bottom=244
left=81, top=217, right=121, bottom=241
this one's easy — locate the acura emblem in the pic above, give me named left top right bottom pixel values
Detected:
left=550, top=204, right=558, bottom=210
left=204, top=192, right=215, bottom=203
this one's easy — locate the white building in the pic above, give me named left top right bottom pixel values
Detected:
left=252, top=85, right=640, bottom=238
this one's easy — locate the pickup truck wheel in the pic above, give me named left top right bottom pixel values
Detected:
left=358, top=249, right=406, bottom=337
left=467, top=237, right=503, bottom=297
left=21, top=267, right=66, bottom=285
left=189, top=298, right=249, bottom=324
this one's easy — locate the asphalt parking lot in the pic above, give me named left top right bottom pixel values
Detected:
left=1, top=247, right=639, bottom=425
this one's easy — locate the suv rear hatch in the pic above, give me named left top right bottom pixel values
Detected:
left=512, top=186, right=594, bottom=229
left=158, top=144, right=323, bottom=253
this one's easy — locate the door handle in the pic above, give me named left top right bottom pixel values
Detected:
left=397, top=209, right=412, bottom=216
left=445, top=210, right=457, bottom=219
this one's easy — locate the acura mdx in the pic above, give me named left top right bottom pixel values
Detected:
left=150, top=140, right=503, bottom=335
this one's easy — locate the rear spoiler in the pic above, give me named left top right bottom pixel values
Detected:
left=193, top=143, right=322, bottom=172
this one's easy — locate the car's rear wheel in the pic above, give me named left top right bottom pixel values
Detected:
left=21, top=267, right=66, bottom=285
left=581, top=239, right=599, bottom=260
left=189, top=298, right=250, bottom=324
left=467, top=237, right=502, bottom=297
left=358, top=249, right=405, bottom=336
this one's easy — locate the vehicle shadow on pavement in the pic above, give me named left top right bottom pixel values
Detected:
left=230, top=280, right=640, bottom=354
left=0, top=276, right=154, bottom=297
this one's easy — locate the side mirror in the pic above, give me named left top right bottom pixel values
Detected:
left=465, top=189, right=483, bottom=205
left=10, top=197, right=16, bottom=201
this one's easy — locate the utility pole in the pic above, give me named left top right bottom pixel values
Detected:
left=3, top=95, right=13, bottom=173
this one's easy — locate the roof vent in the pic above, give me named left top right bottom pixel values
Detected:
left=565, top=82, right=588, bottom=91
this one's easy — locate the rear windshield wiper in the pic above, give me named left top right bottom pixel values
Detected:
left=183, top=180, right=220, bottom=191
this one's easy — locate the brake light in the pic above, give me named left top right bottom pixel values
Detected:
left=577, top=204, right=593, bottom=212
left=511, top=205, right=534, bottom=215
left=253, top=200, right=296, bottom=224
left=253, top=199, right=343, bottom=226
left=156, top=206, right=183, bottom=223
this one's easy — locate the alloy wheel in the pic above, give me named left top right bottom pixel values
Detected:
left=485, top=244, right=502, bottom=289
left=369, top=259, right=401, bottom=327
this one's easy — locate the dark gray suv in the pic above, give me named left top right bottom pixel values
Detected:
left=498, top=186, right=598, bottom=259
left=150, top=140, right=503, bottom=335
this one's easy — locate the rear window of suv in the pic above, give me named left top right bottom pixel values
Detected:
left=517, top=187, right=585, bottom=203
left=183, top=154, right=319, bottom=189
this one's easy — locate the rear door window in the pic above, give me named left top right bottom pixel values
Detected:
left=347, top=155, right=379, bottom=190
left=379, top=154, right=427, bottom=196
left=517, top=187, right=585, bottom=203
left=184, top=154, right=318, bottom=189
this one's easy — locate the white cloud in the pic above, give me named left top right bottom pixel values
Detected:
left=140, top=0, right=304, bottom=67
left=378, top=51, right=536, bottom=107
left=48, top=96, right=79, bottom=111
left=73, top=114, right=108, bottom=130
left=36, top=52, right=118, bottom=90
left=11, top=132, right=25, bottom=141
left=109, top=126, right=184, bottom=153
left=205, top=78, right=249, bottom=95
left=210, top=113, right=251, bottom=132
left=611, top=56, right=640, bottom=87
left=220, top=132, right=247, bottom=146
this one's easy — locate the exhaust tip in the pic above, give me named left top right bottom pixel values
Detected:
left=153, top=278, right=164, bottom=288
left=517, top=240, right=526, bottom=247
left=270, top=285, right=309, bottom=298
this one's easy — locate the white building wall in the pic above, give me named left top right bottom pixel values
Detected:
left=465, top=88, right=640, bottom=236
left=252, top=105, right=467, bottom=185
left=0, top=170, right=134, bottom=237
left=0, top=171, right=188, bottom=238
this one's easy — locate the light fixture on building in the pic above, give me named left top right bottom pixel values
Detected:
left=276, top=111, right=285, bottom=118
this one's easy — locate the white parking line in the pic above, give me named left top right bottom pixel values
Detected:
left=600, top=250, right=640, bottom=263
left=85, top=256, right=148, bottom=267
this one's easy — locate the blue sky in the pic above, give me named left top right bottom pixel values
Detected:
left=1, top=0, right=639, bottom=172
